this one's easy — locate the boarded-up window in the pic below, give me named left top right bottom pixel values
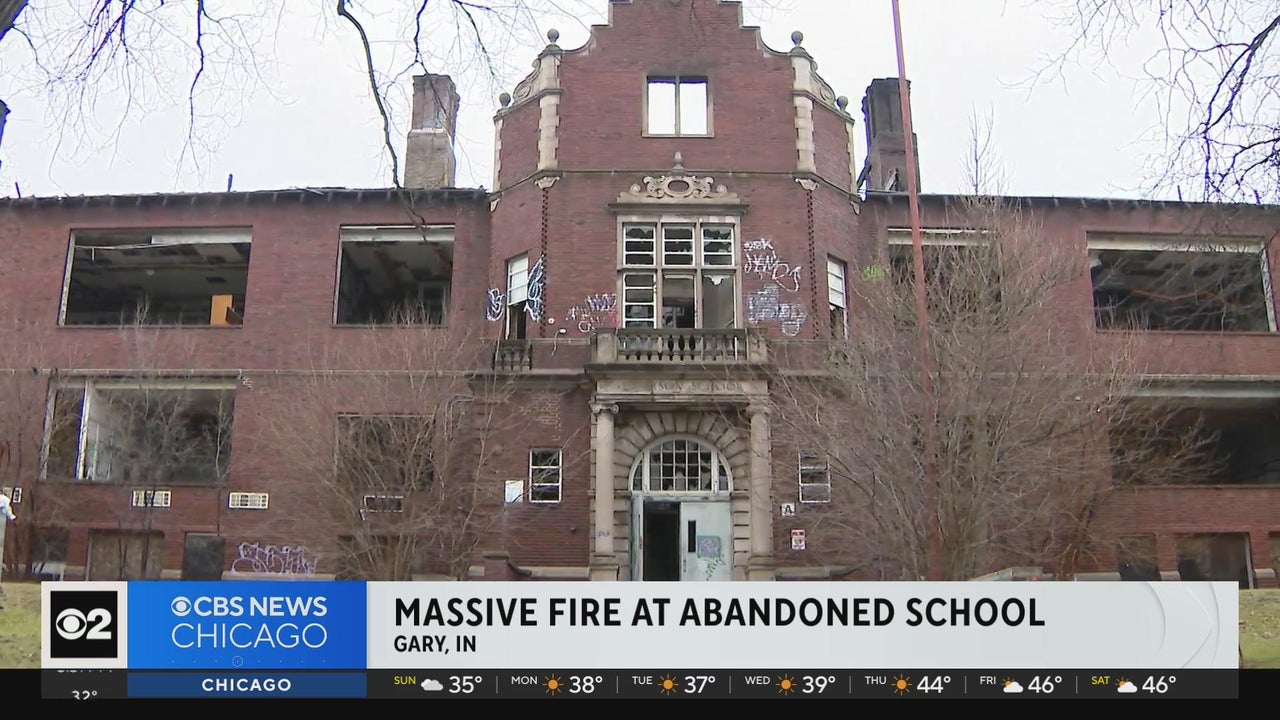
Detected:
left=181, top=533, right=226, bottom=580
left=87, top=530, right=164, bottom=580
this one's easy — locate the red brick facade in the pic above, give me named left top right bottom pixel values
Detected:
left=1, top=0, right=1277, bottom=584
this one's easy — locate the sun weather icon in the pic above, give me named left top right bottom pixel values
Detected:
left=777, top=675, right=796, bottom=695
left=543, top=675, right=563, bottom=695
left=658, top=674, right=680, bottom=695
left=892, top=675, right=912, bottom=696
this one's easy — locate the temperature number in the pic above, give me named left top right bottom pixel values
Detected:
left=449, top=675, right=483, bottom=694
left=802, top=675, right=837, bottom=694
left=1142, top=676, right=1177, bottom=694
left=918, top=675, right=952, bottom=694
left=71, top=690, right=99, bottom=700
left=683, top=675, right=716, bottom=694
left=569, top=676, right=603, bottom=694
left=1028, top=676, right=1062, bottom=694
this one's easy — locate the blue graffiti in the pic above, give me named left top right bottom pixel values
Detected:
left=526, top=257, right=546, bottom=321
left=485, top=288, right=504, bottom=321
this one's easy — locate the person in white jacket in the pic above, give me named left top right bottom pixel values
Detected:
left=0, top=492, right=13, bottom=610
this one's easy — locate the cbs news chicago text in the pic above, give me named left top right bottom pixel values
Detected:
left=40, top=581, right=1240, bottom=700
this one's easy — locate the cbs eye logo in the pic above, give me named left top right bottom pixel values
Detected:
left=49, top=590, right=118, bottom=659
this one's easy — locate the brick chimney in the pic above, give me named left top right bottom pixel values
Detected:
left=860, top=77, right=921, bottom=193
left=405, top=73, right=460, bottom=188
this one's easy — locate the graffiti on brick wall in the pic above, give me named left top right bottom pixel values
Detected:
left=485, top=256, right=547, bottom=323
left=229, top=542, right=318, bottom=576
left=566, top=293, right=617, bottom=333
left=485, top=288, right=504, bottom=321
left=748, top=286, right=807, bottom=336
left=744, top=238, right=802, bottom=292
left=526, top=257, right=546, bottom=321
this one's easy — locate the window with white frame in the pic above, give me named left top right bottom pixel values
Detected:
left=630, top=438, right=731, bottom=493
left=528, top=449, right=562, bottom=504
left=646, top=77, right=709, bottom=136
left=506, top=254, right=530, bottom=340
left=1087, top=235, right=1276, bottom=332
left=798, top=451, right=831, bottom=503
left=827, top=257, right=848, bottom=338
left=620, top=221, right=738, bottom=329
left=504, top=479, right=525, bottom=505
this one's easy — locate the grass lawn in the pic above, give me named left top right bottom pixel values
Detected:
left=1, top=581, right=1277, bottom=670
left=0, top=581, right=41, bottom=670
left=1240, top=588, right=1280, bottom=669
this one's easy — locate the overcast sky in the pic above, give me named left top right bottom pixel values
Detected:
left=0, top=0, right=1174, bottom=200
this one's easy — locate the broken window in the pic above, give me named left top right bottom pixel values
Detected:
left=528, top=449, right=562, bottom=504
left=646, top=77, right=709, bottom=136
left=827, top=257, right=848, bottom=339
left=336, top=226, right=454, bottom=325
left=1175, top=533, right=1255, bottom=588
left=61, top=228, right=250, bottom=326
left=621, top=221, right=738, bottom=329
left=47, top=380, right=234, bottom=485
left=1115, top=534, right=1160, bottom=580
left=335, top=415, right=435, bottom=494
left=1110, top=400, right=1280, bottom=486
left=630, top=438, right=731, bottom=493
left=1089, top=238, right=1275, bottom=332
left=798, top=451, right=831, bottom=503
left=887, top=231, right=1001, bottom=320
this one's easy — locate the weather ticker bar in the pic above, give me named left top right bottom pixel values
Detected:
left=42, top=669, right=1238, bottom=700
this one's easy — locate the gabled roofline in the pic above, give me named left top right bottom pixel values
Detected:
left=0, top=186, right=489, bottom=210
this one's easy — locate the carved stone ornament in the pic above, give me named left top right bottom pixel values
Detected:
left=616, top=152, right=741, bottom=205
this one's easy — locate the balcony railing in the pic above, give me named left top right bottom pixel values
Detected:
left=493, top=340, right=532, bottom=372
left=593, top=328, right=767, bottom=364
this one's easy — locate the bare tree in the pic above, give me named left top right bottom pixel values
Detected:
left=1, top=1, right=790, bottom=182
left=0, top=322, right=82, bottom=580
left=41, top=309, right=235, bottom=581
left=1037, top=1, right=1280, bottom=203
left=256, top=307, right=558, bottom=580
left=768, top=192, right=1219, bottom=580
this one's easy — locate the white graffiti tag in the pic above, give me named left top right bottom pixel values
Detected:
left=747, top=286, right=808, bottom=336
left=229, top=542, right=318, bottom=576
left=565, top=293, right=617, bottom=333
left=744, top=238, right=802, bottom=292
left=485, top=288, right=504, bottom=321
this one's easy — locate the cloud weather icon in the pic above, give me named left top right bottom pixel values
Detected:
left=421, top=678, right=444, bottom=692
left=1117, top=681, right=1138, bottom=694
left=1002, top=681, right=1024, bottom=694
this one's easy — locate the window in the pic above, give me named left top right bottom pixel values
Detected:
left=504, top=479, right=525, bottom=505
left=528, top=449, right=562, bottom=504
left=646, top=77, right=709, bottom=136
left=45, top=380, right=235, bottom=485
left=827, top=257, right=848, bottom=338
left=1116, top=534, right=1159, bottom=581
left=362, top=494, right=405, bottom=513
left=620, top=221, right=738, bottom=329
left=630, top=438, right=731, bottom=493
left=335, top=415, right=435, bottom=493
left=506, top=254, right=530, bottom=340
left=336, top=226, right=454, bottom=325
left=61, top=228, right=250, bottom=326
left=798, top=451, right=831, bottom=503
left=1088, top=236, right=1275, bottom=332
left=887, top=229, right=1000, bottom=319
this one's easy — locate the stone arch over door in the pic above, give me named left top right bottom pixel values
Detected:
left=606, top=411, right=752, bottom=580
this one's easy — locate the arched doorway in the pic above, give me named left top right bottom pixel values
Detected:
left=629, top=436, right=733, bottom=581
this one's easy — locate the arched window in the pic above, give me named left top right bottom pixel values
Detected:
left=630, top=437, right=731, bottom=493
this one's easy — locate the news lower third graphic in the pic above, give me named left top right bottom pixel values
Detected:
left=40, top=581, right=1242, bottom=699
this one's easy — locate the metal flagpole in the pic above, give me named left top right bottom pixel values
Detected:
left=890, top=0, right=943, bottom=581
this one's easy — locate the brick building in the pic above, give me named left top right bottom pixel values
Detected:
left=0, top=0, right=1277, bottom=585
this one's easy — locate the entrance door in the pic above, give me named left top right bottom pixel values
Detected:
left=679, top=501, right=732, bottom=581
